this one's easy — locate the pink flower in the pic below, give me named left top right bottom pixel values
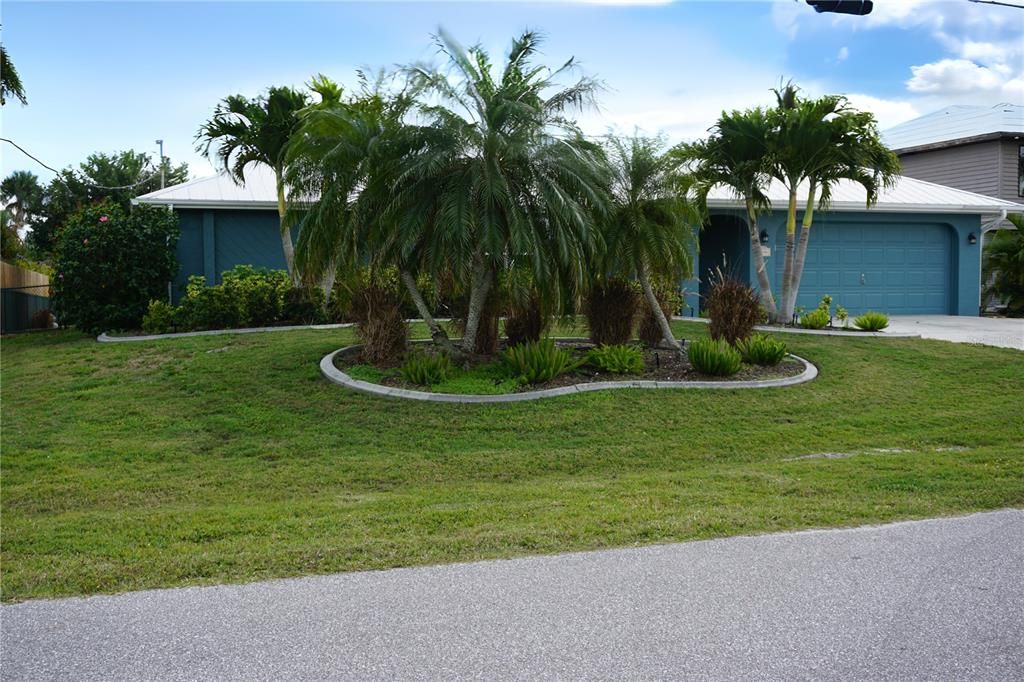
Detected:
left=99, top=215, right=109, bottom=223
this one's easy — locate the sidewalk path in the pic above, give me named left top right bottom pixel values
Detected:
left=3, top=510, right=1022, bottom=681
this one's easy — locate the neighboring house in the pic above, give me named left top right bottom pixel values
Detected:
left=136, top=165, right=1024, bottom=316
left=883, top=104, right=1024, bottom=221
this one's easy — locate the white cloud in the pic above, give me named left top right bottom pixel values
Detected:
left=906, top=59, right=1013, bottom=95
left=837, top=46, right=849, bottom=61
left=842, top=93, right=918, bottom=130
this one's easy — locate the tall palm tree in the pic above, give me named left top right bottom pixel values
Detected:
left=196, top=86, right=310, bottom=283
left=680, top=107, right=777, bottom=319
left=768, top=85, right=899, bottom=321
left=982, top=214, right=1024, bottom=317
left=0, top=170, right=43, bottom=234
left=603, top=135, right=697, bottom=351
left=1, top=45, right=27, bottom=106
left=387, top=29, right=610, bottom=355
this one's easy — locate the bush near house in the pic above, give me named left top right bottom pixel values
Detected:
left=51, top=201, right=179, bottom=334
left=706, top=270, right=760, bottom=345
left=586, top=279, right=639, bottom=346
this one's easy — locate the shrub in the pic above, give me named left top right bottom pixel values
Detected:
left=799, top=307, right=830, bottom=329
left=854, top=311, right=889, bottom=331
left=505, top=292, right=549, bottom=347
left=706, top=270, right=760, bottom=345
left=221, top=265, right=289, bottom=326
left=400, top=352, right=455, bottom=386
left=50, top=201, right=179, bottom=333
left=29, top=308, right=53, bottom=329
left=735, top=334, right=787, bottom=366
left=981, top=216, right=1024, bottom=316
left=638, top=282, right=681, bottom=348
left=688, top=337, right=742, bottom=376
left=352, top=285, right=408, bottom=365
left=586, top=278, right=638, bottom=345
left=502, top=339, right=580, bottom=385
left=282, top=286, right=326, bottom=325
left=179, top=275, right=246, bottom=330
left=587, top=344, right=645, bottom=374
left=142, top=299, right=179, bottom=335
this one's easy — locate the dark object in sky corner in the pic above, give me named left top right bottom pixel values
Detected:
left=806, top=0, right=874, bottom=15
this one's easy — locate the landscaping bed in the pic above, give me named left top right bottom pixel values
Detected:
left=335, top=340, right=806, bottom=395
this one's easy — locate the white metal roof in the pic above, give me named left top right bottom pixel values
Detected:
left=136, top=162, right=1024, bottom=215
left=883, top=103, right=1024, bottom=152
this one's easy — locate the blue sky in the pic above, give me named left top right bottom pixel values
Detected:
left=2, top=0, right=1022, bottom=182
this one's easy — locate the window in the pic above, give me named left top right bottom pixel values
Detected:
left=1019, top=145, right=1024, bottom=198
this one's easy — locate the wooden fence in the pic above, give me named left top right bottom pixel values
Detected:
left=1, top=261, right=52, bottom=334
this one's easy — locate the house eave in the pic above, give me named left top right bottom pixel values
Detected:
left=705, top=198, right=1022, bottom=215
left=133, top=198, right=279, bottom=211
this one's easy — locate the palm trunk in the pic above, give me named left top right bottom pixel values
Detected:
left=400, top=269, right=461, bottom=358
left=321, top=259, right=338, bottom=302
left=746, top=199, right=778, bottom=322
left=787, top=183, right=817, bottom=316
left=461, top=253, right=493, bottom=356
left=638, top=259, right=681, bottom=352
left=275, top=175, right=298, bottom=286
left=779, top=187, right=798, bottom=323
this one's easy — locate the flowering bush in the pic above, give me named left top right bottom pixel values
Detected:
left=51, top=201, right=179, bottom=333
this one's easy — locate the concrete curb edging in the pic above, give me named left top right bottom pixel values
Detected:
left=319, top=345, right=818, bottom=403
left=676, top=317, right=920, bottom=339
left=97, top=323, right=356, bottom=343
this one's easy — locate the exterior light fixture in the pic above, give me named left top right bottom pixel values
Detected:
left=968, top=232, right=978, bottom=245
left=759, top=230, right=769, bottom=244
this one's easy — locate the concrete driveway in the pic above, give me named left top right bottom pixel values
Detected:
left=887, top=315, right=1023, bottom=350
left=3, top=510, right=1022, bottom=681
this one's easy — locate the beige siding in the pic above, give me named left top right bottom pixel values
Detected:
left=1000, top=140, right=1023, bottom=202
left=897, top=141, right=1000, bottom=197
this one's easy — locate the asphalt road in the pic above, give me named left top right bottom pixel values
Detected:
left=3, top=510, right=1022, bottom=681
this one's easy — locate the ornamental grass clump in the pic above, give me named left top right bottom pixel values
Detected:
left=687, top=337, right=743, bottom=377
left=502, top=339, right=580, bottom=385
left=854, top=311, right=889, bottom=331
left=706, top=269, right=760, bottom=345
left=734, top=333, right=787, bottom=366
left=586, top=278, right=638, bottom=346
left=400, top=352, right=455, bottom=387
left=638, top=283, right=681, bottom=348
left=587, top=344, right=645, bottom=374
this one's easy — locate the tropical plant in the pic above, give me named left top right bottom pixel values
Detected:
left=142, top=299, right=181, bottom=335
left=587, top=344, right=645, bottom=374
left=798, top=307, right=830, bottom=329
left=706, top=268, right=761, bottom=344
left=835, top=305, right=849, bottom=328
left=198, top=84, right=337, bottom=283
left=982, top=214, right=1024, bottom=316
left=768, top=83, right=900, bottom=322
left=221, top=265, right=290, bottom=326
left=854, top=311, right=890, bottom=331
left=687, top=337, right=743, bottom=376
left=50, top=201, right=179, bottom=333
left=282, top=286, right=326, bottom=325
left=1, top=171, right=44, bottom=235
left=400, top=352, right=455, bottom=386
left=681, top=107, right=777, bottom=318
left=179, top=276, right=247, bottom=330
left=1, top=209, right=22, bottom=260
left=387, top=30, right=609, bottom=357
left=601, top=135, right=697, bottom=351
left=735, top=334, right=787, bottom=366
left=1, top=45, right=27, bottom=106
left=586, top=278, right=639, bottom=345
left=502, top=338, right=580, bottom=385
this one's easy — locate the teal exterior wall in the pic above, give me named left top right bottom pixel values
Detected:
left=688, top=208, right=982, bottom=317
left=173, top=209, right=296, bottom=302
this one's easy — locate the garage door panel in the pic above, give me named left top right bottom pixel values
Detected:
left=776, top=222, right=951, bottom=315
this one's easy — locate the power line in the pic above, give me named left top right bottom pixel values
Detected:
left=1, top=137, right=164, bottom=191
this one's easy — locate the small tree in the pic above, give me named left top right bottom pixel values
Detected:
left=982, top=214, right=1024, bottom=317
left=51, top=201, right=179, bottom=333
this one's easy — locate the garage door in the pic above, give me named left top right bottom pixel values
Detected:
left=775, top=222, right=952, bottom=315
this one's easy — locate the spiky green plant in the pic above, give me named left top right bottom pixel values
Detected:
left=854, top=311, right=889, bottom=331
left=502, top=339, right=581, bottom=385
left=587, top=344, right=645, bottom=374
left=400, top=352, right=455, bottom=387
left=687, top=337, right=742, bottom=377
left=734, top=334, right=787, bottom=366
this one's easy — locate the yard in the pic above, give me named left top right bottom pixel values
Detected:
left=1, top=320, right=1022, bottom=602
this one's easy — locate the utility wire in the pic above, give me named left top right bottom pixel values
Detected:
left=1, top=137, right=164, bottom=191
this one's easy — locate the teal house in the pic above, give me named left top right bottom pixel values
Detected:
left=136, top=165, right=1022, bottom=315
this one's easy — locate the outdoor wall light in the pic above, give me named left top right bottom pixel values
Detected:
left=759, top=230, right=769, bottom=244
left=968, top=232, right=978, bottom=245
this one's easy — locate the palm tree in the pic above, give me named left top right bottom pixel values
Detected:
left=386, top=29, right=610, bottom=356
left=680, top=107, right=777, bottom=319
left=0, top=170, right=43, bottom=234
left=1, top=45, right=27, bottom=106
left=196, top=86, right=310, bottom=283
left=982, top=214, right=1024, bottom=316
left=602, top=135, right=697, bottom=351
left=768, top=85, right=899, bottom=321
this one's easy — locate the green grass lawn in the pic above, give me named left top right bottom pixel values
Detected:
left=2, top=321, right=1022, bottom=602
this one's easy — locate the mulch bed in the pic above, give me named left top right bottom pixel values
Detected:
left=336, top=340, right=806, bottom=394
